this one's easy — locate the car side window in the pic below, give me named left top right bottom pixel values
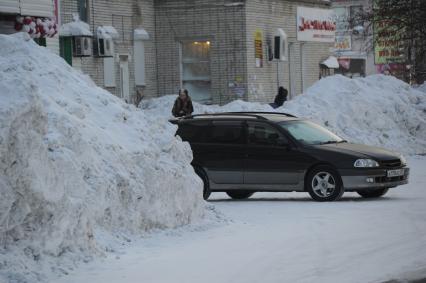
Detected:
left=248, top=122, right=288, bottom=146
left=209, top=121, right=244, bottom=145
left=177, top=122, right=209, bottom=143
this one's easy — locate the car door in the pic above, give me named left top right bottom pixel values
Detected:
left=194, top=120, right=245, bottom=184
left=244, top=121, right=310, bottom=187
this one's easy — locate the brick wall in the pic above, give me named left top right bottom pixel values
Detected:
left=60, top=0, right=157, bottom=103
left=154, top=0, right=248, bottom=105
left=245, top=0, right=334, bottom=102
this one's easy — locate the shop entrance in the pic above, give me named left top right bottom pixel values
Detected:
left=180, top=40, right=211, bottom=103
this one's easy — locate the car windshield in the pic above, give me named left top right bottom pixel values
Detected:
left=279, top=120, right=345, bottom=145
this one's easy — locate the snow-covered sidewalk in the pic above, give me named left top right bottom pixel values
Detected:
left=54, top=156, right=426, bottom=283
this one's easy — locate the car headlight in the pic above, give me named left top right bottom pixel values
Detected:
left=354, top=159, right=379, bottom=168
left=399, top=154, right=407, bottom=166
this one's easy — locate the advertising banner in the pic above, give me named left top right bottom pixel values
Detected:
left=373, top=20, right=404, bottom=64
left=334, top=35, right=351, bottom=51
left=297, top=7, right=336, bottom=42
left=373, top=0, right=405, bottom=64
left=254, top=28, right=263, bottom=68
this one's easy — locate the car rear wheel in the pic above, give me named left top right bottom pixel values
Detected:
left=194, top=167, right=211, bottom=200
left=357, top=188, right=389, bottom=198
left=306, top=165, right=344, bottom=202
left=226, top=191, right=254, bottom=200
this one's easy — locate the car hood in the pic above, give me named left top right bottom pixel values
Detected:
left=313, top=142, right=400, bottom=160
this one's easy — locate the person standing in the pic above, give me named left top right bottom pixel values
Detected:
left=270, top=86, right=288, bottom=108
left=172, top=89, right=194, bottom=117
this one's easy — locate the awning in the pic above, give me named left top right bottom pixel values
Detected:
left=134, top=29, right=149, bottom=40
left=60, top=19, right=92, bottom=37
left=97, top=26, right=119, bottom=39
left=321, top=56, right=339, bottom=69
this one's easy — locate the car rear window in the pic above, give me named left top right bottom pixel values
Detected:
left=177, top=122, right=209, bottom=143
left=209, top=121, right=244, bottom=145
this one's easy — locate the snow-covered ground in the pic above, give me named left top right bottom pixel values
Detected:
left=54, top=156, right=426, bottom=283
left=1, top=32, right=426, bottom=283
left=0, top=33, right=207, bottom=283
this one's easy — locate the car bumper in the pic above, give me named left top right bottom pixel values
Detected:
left=340, top=167, right=409, bottom=190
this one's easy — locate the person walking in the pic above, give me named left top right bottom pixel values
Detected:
left=172, top=89, right=194, bottom=117
left=270, top=86, right=288, bottom=109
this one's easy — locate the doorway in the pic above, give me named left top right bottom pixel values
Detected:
left=119, top=55, right=130, bottom=103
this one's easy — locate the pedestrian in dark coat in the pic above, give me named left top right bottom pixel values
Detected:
left=271, top=86, right=288, bottom=108
left=172, top=89, right=194, bottom=117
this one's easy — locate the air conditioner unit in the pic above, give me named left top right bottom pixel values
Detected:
left=96, top=37, right=114, bottom=57
left=73, top=36, right=92, bottom=57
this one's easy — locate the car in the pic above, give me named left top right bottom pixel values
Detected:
left=171, top=112, right=409, bottom=201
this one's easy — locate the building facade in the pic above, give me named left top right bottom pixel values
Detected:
left=2, top=0, right=336, bottom=105
left=0, top=0, right=59, bottom=54
left=332, top=0, right=376, bottom=77
left=156, top=0, right=335, bottom=104
left=59, top=0, right=157, bottom=104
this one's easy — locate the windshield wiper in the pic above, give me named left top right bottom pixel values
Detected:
left=319, top=140, right=347, bottom=145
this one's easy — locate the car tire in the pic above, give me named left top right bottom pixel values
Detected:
left=194, top=167, right=211, bottom=200
left=306, top=165, right=344, bottom=202
left=357, top=188, right=389, bottom=198
left=226, top=191, right=254, bottom=200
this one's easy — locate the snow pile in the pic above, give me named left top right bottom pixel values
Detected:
left=283, top=75, right=426, bottom=155
left=142, top=75, right=426, bottom=155
left=415, top=82, right=426, bottom=94
left=0, top=33, right=204, bottom=282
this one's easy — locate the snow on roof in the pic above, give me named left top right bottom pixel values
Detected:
left=60, top=19, right=93, bottom=37
left=321, top=56, right=339, bottom=69
left=97, top=25, right=119, bottom=39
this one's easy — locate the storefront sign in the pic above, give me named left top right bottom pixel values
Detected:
left=334, top=35, right=351, bottom=51
left=374, top=20, right=404, bottom=64
left=373, top=0, right=404, bottom=64
left=254, top=29, right=263, bottom=68
left=297, top=7, right=336, bottom=43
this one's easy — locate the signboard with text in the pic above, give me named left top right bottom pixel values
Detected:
left=373, top=0, right=405, bottom=64
left=297, top=7, right=336, bottom=43
left=254, top=29, right=263, bottom=68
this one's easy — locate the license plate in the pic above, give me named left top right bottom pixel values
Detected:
left=387, top=169, right=405, bottom=177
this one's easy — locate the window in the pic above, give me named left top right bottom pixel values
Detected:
left=248, top=123, right=287, bottom=146
left=209, top=122, right=244, bottom=144
left=334, top=7, right=349, bottom=33
left=181, top=41, right=211, bottom=103
left=279, top=120, right=343, bottom=145
left=78, top=0, right=88, bottom=22
left=177, top=122, right=209, bottom=143
left=350, top=6, right=364, bottom=29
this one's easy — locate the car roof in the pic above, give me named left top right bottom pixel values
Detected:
left=171, top=112, right=301, bottom=124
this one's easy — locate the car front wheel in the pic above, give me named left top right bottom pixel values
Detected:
left=357, top=188, right=389, bottom=198
left=226, top=191, right=254, bottom=200
left=306, top=165, right=344, bottom=202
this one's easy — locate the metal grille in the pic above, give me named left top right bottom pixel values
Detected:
left=380, top=159, right=402, bottom=168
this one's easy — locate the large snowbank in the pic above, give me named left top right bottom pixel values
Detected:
left=415, top=82, right=426, bottom=94
left=0, top=33, right=205, bottom=282
left=142, top=75, right=426, bottom=155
